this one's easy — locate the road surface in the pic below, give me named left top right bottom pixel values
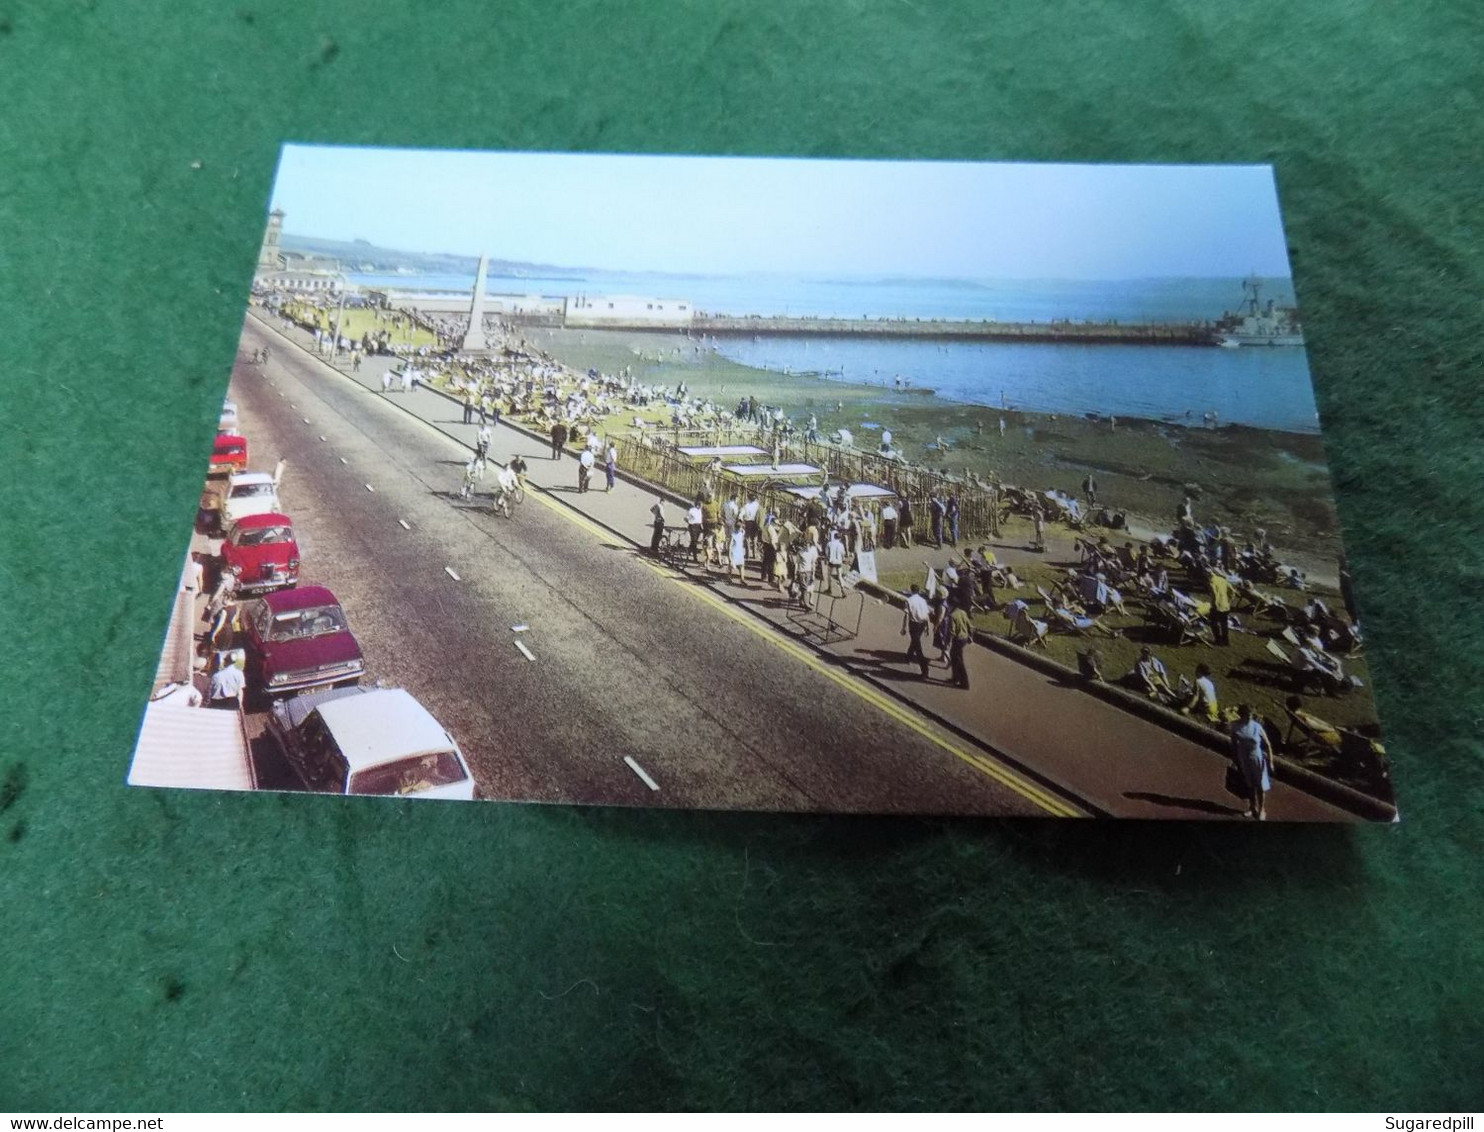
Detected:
left=228, top=319, right=1073, bottom=817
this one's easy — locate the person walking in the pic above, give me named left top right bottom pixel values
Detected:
left=899, top=496, right=915, bottom=548
left=578, top=447, right=595, bottom=493
left=880, top=499, right=899, bottom=550
left=948, top=603, right=974, bottom=689
left=476, top=423, right=492, bottom=462
left=650, top=500, right=667, bottom=556
left=946, top=492, right=961, bottom=546
left=463, top=390, right=477, bottom=425
left=1082, top=473, right=1098, bottom=507
left=605, top=442, right=618, bottom=492
left=1208, top=569, right=1234, bottom=646
left=901, top=583, right=932, bottom=679
left=825, top=529, right=847, bottom=596
left=550, top=421, right=568, bottom=460
left=686, top=499, right=704, bottom=561
left=728, top=525, right=747, bottom=586
left=1229, top=704, right=1274, bottom=820
left=929, top=493, right=946, bottom=548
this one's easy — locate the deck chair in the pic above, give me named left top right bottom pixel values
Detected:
left=1050, top=605, right=1119, bottom=638
left=1008, top=612, right=1050, bottom=649
left=1152, top=601, right=1213, bottom=647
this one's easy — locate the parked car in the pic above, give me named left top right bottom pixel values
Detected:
left=210, top=433, right=249, bottom=476
left=219, top=470, right=282, bottom=532
left=218, top=400, right=239, bottom=433
left=238, top=585, right=364, bottom=699
left=219, top=512, right=299, bottom=593
left=265, top=685, right=476, bottom=799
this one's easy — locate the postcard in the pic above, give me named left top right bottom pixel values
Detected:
left=127, top=145, right=1396, bottom=822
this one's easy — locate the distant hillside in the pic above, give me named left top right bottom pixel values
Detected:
left=278, top=234, right=586, bottom=278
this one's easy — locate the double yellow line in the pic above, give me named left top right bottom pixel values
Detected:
left=523, top=484, right=1080, bottom=817
left=321, top=357, right=1081, bottom=817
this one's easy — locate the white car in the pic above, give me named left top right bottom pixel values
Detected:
left=218, top=400, right=239, bottom=433
left=220, top=470, right=282, bottom=532
left=266, top=686, right=476, bottom=799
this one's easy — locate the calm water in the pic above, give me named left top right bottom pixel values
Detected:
left=713, top=337, right=1320, bottom=433
left=349, top=270, right=1318, bottom=432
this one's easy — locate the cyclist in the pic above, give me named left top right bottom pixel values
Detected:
left=492, top=463, right=520, bottom=517
left=458, top=457, right=480, bottom=501
left=508, top=454, right=528, bottom=498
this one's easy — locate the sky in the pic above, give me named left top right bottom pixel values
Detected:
left=269, top=145, right=1295, bottom=281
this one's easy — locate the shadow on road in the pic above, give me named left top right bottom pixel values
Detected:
left=1123, top=790, right=1246, bottom=818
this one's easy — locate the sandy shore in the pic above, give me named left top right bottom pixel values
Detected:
left=518, top=326, right=1345, bottom=577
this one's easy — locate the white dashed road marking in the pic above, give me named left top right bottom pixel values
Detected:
left=624, top=757, right=660, bottom=792
left=514, top=641, right=535, bottom=662
left=444, top=566, right=461, bottom=582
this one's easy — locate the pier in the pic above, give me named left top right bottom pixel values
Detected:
left=686, top=313, right=1214, bottom=345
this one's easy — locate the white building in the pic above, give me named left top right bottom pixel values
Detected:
left=564, top=294, right=694, bottom=328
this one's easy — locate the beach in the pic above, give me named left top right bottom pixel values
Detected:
left=519, top=326, right=1344, bottom=575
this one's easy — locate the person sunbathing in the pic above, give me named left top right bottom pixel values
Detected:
left=1179, top=663, right=1221, bottom=724
left=1127, top=647, right=1177, bottom=704
left=1050, top=602, right=1120, bottom=638
left=1283, top=695, right=1342, bottom=752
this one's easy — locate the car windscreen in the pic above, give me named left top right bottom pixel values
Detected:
left=235, top=525, right=293, bottom=547
left=215, top=444, right=246, bottom=457
left=229, top=483, right=276, bottom=498
left=348, top=752, right=467, bottom=796
left=265, top=605, right=348, bottom=641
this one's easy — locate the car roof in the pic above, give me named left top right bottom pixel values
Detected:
left=261, top=584, right=338, bottom=612
left=215, top=433, right=246, bottom=446
left=315, top=689, right=457, bottom=771
left=232, top=512, right=292, bottom=530
left=228, top=472, right=275, bottom=486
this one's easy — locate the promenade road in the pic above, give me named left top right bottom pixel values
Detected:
left=244, top=311, right=1352, bottom=821
left=230, top=316, right=1069, bottom=817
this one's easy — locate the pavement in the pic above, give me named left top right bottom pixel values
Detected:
left=244, top=309, right=1355, bottom=821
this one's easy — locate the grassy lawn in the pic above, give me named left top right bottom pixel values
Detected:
left=878, top=553, right=1386, bottom=797
left=284, top=302, right=439, bottom=349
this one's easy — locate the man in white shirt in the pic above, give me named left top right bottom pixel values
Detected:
left=797, top=541, right=820, bottom=610
left=476, top=423, right=492, bottom=461
left=686, top=501, right=704, bottom=561
left=493, top=464, right=519, bottom=515
left=825, top=530, right=847, bottom=596
left=901, top=584, right=932, bottom=678
left=880, top=501, right=899, bottom=549
left=578, top=447, right=595, bottom=493
left=740, top=494, right=761, bottom=558
left=208, top=660, right=246, bottom=710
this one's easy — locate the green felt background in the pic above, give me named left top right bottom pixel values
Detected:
left=1, top=0, right=1481, bottom=1112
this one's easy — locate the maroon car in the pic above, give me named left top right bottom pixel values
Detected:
left=238, top=585, right=365, bottom=700
left=220, top=512, right=300, bottom=594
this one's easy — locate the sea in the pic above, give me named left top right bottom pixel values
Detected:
left=348, top=270, right=1322, bottom=433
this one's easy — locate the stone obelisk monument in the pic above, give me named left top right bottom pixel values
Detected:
left=461, top=254, right=490, bottom=354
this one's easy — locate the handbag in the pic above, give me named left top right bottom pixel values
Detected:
left=1223, top=761, right=1247, bottom=799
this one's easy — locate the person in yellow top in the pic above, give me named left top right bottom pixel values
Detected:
left=1207, top=569, right=1234, bottom=645
left=948, top=604, right=975, bottom=689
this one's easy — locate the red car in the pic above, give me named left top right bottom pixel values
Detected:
left=220, top=512, right=300, bottom=593
left=211, top=433, right=249, bottom=476
left=238, top=585, right=365, bottom=700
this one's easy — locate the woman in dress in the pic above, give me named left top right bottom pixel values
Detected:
left=1229, top=703, right=1274, bottom=820
left=728, top=525, right=748, bottom=586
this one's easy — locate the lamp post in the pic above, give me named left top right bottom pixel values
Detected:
left=329, top=273, right=349, bottom=363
